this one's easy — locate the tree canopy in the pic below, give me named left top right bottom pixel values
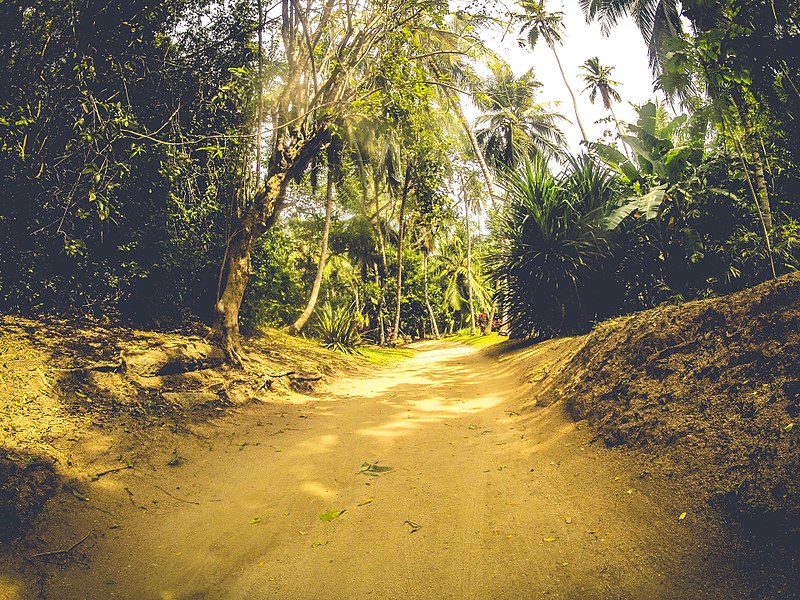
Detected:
left=1, top=0, right=798, bottom=352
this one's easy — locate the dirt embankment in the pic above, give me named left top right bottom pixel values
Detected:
left=545, top=273, right=800, bottom=530
left=0, top=317, right=356, bottom=541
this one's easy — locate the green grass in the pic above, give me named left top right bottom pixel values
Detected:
left=449, top=330, right=505, bottom=349
left=359, top=346, right=415, bottom=365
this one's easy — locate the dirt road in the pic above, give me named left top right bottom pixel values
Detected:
left=1, top=341, right=764, bottom=599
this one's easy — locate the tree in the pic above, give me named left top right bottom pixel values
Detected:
left=0, top=0, right=255, bottom=321
left=432, top=226, right=491, bottom=331
left=578, top=0, right=682, bottom=71
left=417, top=226, right=441, bottom=339
left=520, top=0, right=590, bottom=142
left=212, top=0, right=452, bottom=362
left=580, top=57, right=630, bottom=158
left=490, top=155, right=614, bottom=338
left=475, top=68, right=566, bottom=171
left=416, top=17, right=502, bottom=205
left=288, top=144, right=340, bottom=334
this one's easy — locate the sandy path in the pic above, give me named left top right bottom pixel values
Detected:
left=3, top=341, right=761, bottom=599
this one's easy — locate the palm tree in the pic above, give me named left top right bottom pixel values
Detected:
left=287, top=146, right=339, bottom=334
left=417, top=226, right=441, bottom=339
left=578, top=0, right=683, bottom=71
left=520, top=0, right=590, bottom=142
left=433, top=230, right=492, bottom=332
left=580, top=57, right=630, bottom=158
left=415, top=16, right=502, bottom=205
left=474, top=69, right=567, bottom=171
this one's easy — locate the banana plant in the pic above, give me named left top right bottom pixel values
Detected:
left=591, top=101, right=705, bottom=231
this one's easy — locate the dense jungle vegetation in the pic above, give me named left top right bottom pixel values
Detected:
left=1, top=0, right=798, bottom=359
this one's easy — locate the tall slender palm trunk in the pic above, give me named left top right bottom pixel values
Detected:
left=288, top=165, right=335, bottom=334
left=431, top=64, right=496, bottom=207
left=454, top=100, right=496, bottom=207
left=374, top=263, right=386, bottom=345
left=373, top=184, right=389, bottom=345
left=465, top=197, right=476, bottom=336
left=609, top=104, right=631, bottom=160
left=422, top=251, right=440, bottom=339
left=550, top=45, right=589, bottom=142
left=391, top=167, right=411, bottom=344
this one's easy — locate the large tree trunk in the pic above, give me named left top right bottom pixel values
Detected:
left=483, top=303, right=495, bottom=335
left=550, top=45, right=589, bottom=142
left=736, top=102, right=773, bottom=232
left=746, top=128, right=773, bottom=232
left=213, top=127, right=323, bottom=364
left=213, top=174, right=286, bottom=365
left=734, top=140, right=777, bottom=279
left=391, top=167, right=411, bottom=344
left=288, top=163, right=335, bottom=334
left=732, top=100, right=775, bottom=278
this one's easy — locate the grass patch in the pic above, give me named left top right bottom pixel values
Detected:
left=449, top=330, right=505, bottom=349
left=359, top=346, right=415, bottom=365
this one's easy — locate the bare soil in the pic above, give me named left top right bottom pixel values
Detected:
left=545, top=272, right=800, bottom=535
left=1, top=333, right=796, bottom=599
left=0, top=316, right=353, bottom=543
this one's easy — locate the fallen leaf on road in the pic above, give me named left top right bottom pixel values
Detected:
left=320, top=509, right=345, bottom=522
left=543, top=537, right=557, bottom=542
left=68, top=486, right=90, bottom=502
left=404, top=520, right=421, bottom=533
left=679, top=512, right=687, bottom=520
left=358, top=462, right=393, bottom=477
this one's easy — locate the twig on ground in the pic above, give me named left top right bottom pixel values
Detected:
left=54, top=362, right=123, bottom=373
left=153, top=485, right=200, bottom=505
left=90, top=465, right=133, bottom=481
left=29, top=531, right=93, bottom=559
left=290, top=373, right=323, bottom=382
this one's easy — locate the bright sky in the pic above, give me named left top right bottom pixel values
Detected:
left=466, top=0, right=661, bottom=154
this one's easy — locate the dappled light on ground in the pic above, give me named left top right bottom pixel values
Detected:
left=1, top=339, right=784, bottom=600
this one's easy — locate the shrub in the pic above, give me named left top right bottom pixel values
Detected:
left=314, top=303, right=361, bottom=353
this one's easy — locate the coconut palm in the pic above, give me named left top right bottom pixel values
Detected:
left=578, top=0, right=683, bottom=71
left=474, top=69, right=567, bottom=171
left=520, top=0, right=589, bottom=142
left=580, top=57, right=629, bottom=157
left=414, top=15, right=505, bottom=204
left=432, top=228, right=492, bottom=332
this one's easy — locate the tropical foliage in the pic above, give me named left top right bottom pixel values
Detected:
left=0, top=0, right=798, bottom=353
